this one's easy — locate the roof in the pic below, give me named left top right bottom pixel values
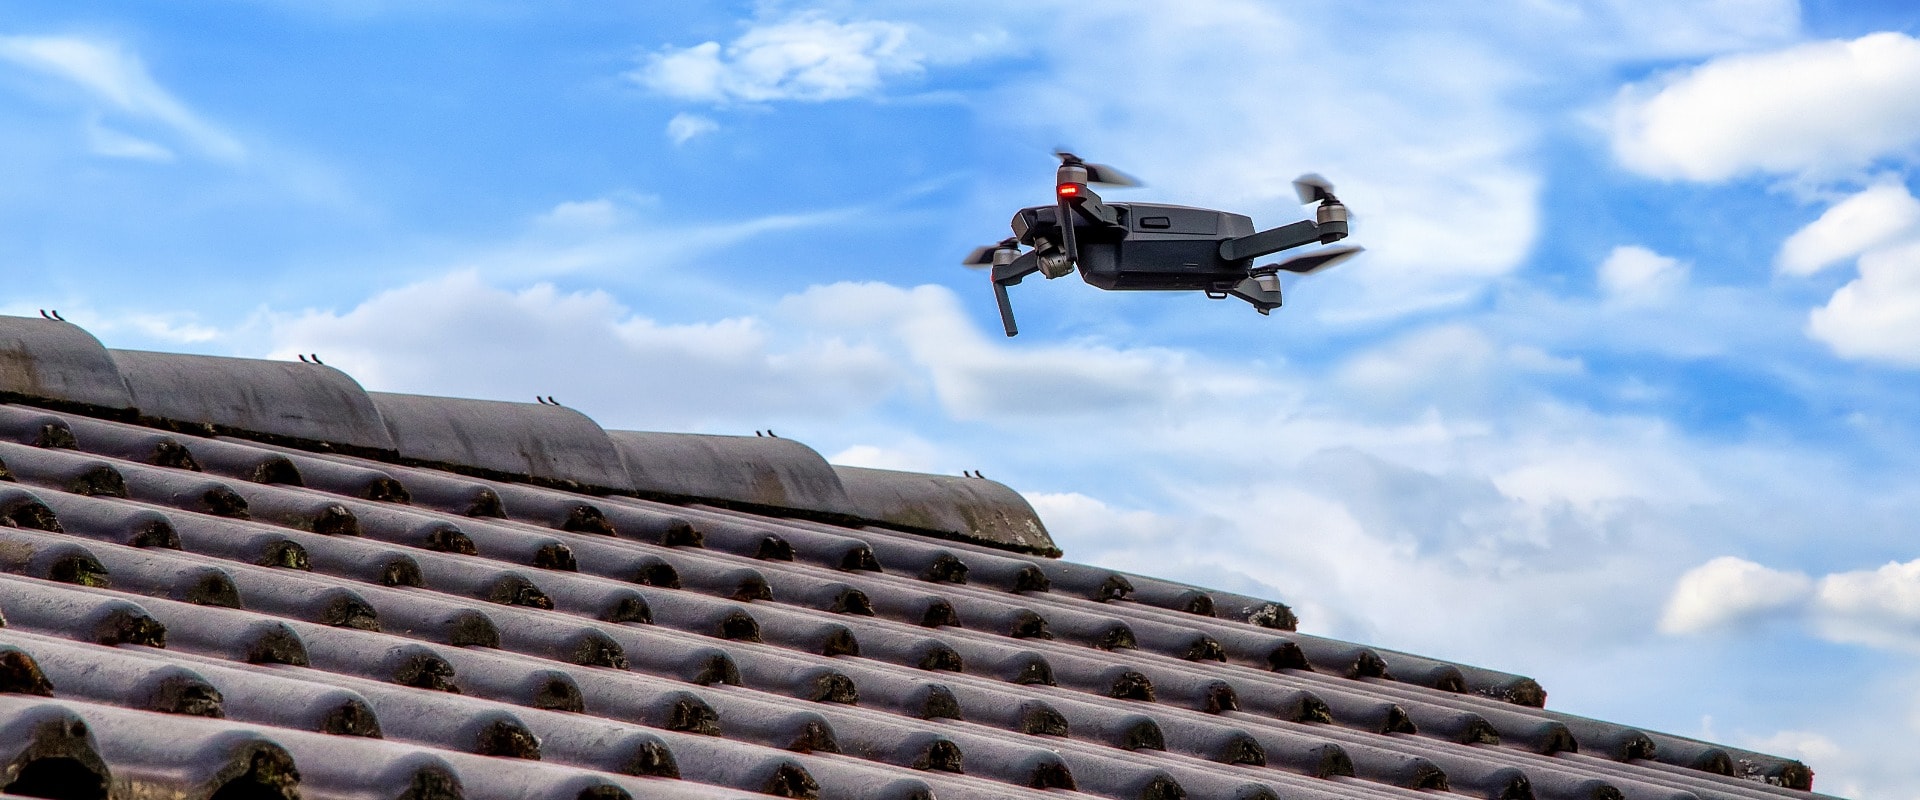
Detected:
left=0, top=314, right=1827, bottom=800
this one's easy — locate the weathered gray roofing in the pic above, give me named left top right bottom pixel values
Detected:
left=0, top=314, right=1824, bottom=800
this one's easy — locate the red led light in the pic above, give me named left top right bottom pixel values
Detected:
left=1057, top=183, right=1081, bottom=197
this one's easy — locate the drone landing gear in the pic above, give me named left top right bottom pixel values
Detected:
left=993, top=280, right=1019, bottom=337
left=1227, top=278, right=1282, bottom=316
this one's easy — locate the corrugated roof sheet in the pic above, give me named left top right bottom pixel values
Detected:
left=0, top=314, right=1826, bottom=800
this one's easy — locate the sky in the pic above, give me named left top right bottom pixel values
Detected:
left=3, top=1, right=1920, bottom=794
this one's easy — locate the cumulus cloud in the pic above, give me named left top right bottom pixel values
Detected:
left=0, top=34, right=244, bottom=161
left=1764, top=182, right=1920, bottom=365
left=1598, top=245, right=1689, bottom=304
left=1812, top=558, right=1920, bottom=650
left=1805, top=240, right=1920, bottom=365
left=665, top=112, right=718, bottom=144
left=634, top=14, right=923, bottom=104
left=1777, top=183, right=1920, bottom=276
left=1612, top=33, right=1920, bottom=182
left=263, top=270, right=905, bottom=431
left=1658, top=556, right=1812, bottom=634
left=1663, top=554, right=1920, bottom=652
left=778, top=281, right=1270, bottom=421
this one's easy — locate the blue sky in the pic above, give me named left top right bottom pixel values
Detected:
left=6, top=1, right=1920, bottom=794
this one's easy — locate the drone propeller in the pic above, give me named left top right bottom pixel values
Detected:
left=1293, top=173, right=1338, bottom=204
left=1256, top=245, right=1364, bottom=276
left=964, top=238, right=1021, bottom=269
left=1054, top=150, right=1141, bottom=187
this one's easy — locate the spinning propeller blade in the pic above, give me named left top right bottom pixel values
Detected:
left=1293, top=173, right=1337, bottom=204
left=1261, top=245, right=1364, bottom=276
left=963, top=238, right=1020, bottom=270
left=1054, top=150, right=1141, bottom=187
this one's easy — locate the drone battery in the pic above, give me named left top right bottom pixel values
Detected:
left=1076, top=203, right=1256, bottom=291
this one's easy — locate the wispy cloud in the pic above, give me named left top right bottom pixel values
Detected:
left=0, top=34, right=244, bottom=162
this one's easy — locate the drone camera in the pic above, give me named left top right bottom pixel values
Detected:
left=1038, top=250, right=1073, bottom=279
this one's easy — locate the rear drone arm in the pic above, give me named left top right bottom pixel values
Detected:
left=1219, top=219, right=1341, bottom=262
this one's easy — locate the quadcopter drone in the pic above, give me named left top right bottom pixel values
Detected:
left=965, top=152, right=1364, bottom=336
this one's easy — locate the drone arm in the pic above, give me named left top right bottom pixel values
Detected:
left=988, top=251, right=1042, bottom=338
left=993, top=280, right=1019, bottom=337
left=1219, top=220, right=1326, bottom=262
left=992, top=251, right=1042, bottom=285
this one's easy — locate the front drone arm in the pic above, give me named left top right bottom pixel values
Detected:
left=989, top=251, right=1042, bottom=337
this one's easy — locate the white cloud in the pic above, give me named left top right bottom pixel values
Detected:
left=1765, top=183, right=1920, bottom=365
left=665, top=112, right=718, bottom=144
left=1658, top=556, right=1812, bottom=634
left=1612, top=33, right=1920, bottom=182
left=0, top=34, right=244, bottom=161
left=1662, top=553, right=1920, bottom=652
left=777, top=281, right=1271, bottom=421
left=1806, top=239, right=1920, bottom=365
left=1777, top=183, right=1920, bottom=276
left=1333, top=324, right=1581, bottom=412
left=635, top=14, right=923, bottom=104
left=1813, top=558, right=1920, bottom=651
left=262, top=271, right=905, bottom=430
left=827, top=444, right=941, bottom=473
left=1598, top=245, right=1689, bottom=304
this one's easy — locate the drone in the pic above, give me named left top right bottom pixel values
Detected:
left=965, top=152, right=1364, bottom=336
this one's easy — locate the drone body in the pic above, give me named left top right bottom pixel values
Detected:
left=967, top=153, right=1363, bottom=336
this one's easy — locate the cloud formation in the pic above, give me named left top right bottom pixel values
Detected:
left=1658, top=556, right=1812, bottom=634
left=1597, top=245, right=1689, bottom=305
left=1770, top=182, right=1920, bottom=365
left=1777, top=183, right=1920, bottom=276
left=1807, top=239, right=1920, bottom=365
left=665, top=112, right=718, bottom=144
left=1663, top=553, right=1920, bottom=654
left=635, top=14, right=923, bottom=104
left=0, top=34, right=243, bottom=161
left=263, top=271, right=905, bottom=431
left=1612, top=33, right=1920, bottom=182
